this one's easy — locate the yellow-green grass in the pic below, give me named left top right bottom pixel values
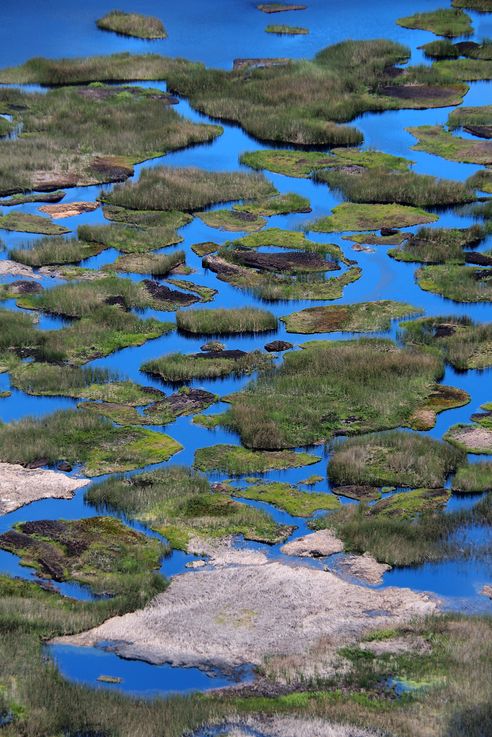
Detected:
left=408, top=124, right=492, bottom=164
left=233, top=192, right=311, bottom=215
left=397, top=8, right=473, bottom=37
left=282, top=301, right=422, bottom=334
left=452, top=462, right=492, bottom=491
left=308, top=203, right=438, bottom=233
left=194, top=444, right=319, bottom=474
left=0, top=211, right=69, bottom=235
left=328, top=431, right=464, bottom=489
left=86, top=466, right=291, bottom=550
left=416, top=264, right=492, bottom=302
left=222, top=339, right=448, bottom=449
left=176, top=307, right=277, bottom=335
left=96, top=11, right=166, bottom=39
left=233, top=481, right=340, bottom=516
left=399, top=315, right=492, bottom=369
left=106, top=250, right=185, bottom=276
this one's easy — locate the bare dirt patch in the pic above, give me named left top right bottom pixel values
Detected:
left=280, top=530, right=344, bottom=558
left=38, top=202, right=99, bottom=219
left=0, top=462, right=89, bottom=515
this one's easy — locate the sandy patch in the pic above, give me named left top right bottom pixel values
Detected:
left=0, top=462, right=89, bottom=515
left=280, top=530, right=344, bottom=558
left=0, top=260, right=39, bottom=279
left=56, top=559, right=437, bottom=674
left=38, top=202, right=99, bottom=219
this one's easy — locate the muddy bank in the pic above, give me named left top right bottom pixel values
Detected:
left=56, top=559, right=437, bottom=674
left=0, top=463, right=89, bottom=515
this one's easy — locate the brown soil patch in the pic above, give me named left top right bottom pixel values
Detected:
left=381, top=84, right=458, bottom=101
left=142, top=279, right=198, bottom=306
left=230, top=249, right=336, bottom=273
left=464, top=125, right=492, bottom=140
left=39, top=202, right=99, bottom=219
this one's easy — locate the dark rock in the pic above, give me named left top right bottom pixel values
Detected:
left=191, top=349, right=247, bottom=360
left=380, top=84, right=457, bottom=101
left=465, top=251, right=492, bottom=266
left=472, top=269, right=492, bottom=281
left=142, top=279, right=198, bottom=305
left=380, top=227, right=399, bottom=237
left=333, top=485, right=381, bottom=501
left=25, top=458, right=49, bottom=470
left=56, top=461, right=72, bottom=473
left=264, top=340, right=293, bottom=352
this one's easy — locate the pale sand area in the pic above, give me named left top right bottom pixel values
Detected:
left=0, top=462, right=89, bottom=515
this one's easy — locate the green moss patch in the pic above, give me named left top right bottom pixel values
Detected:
left=282, top=301, right=422, bottom=334
left=0, top=212, right=69, bottom=235
left=192, top=241, right=218, bottom=257
left=315, top=167, right=475, bottom=207
left=0, top=408, right=182, bottom=476
left=408, top=125, right=492, bottom=164
left=79, top=213, right=192, bottom=254
left=416, top=264, right=492, bottom=302
left=192, top=413, right=226, bottom=429
left=400, top=315, right=492, bottom=369
left=397, top=8, right=473, bottom=37
left=226, top=228, right=345, bottom=258
left=309, top=203, right=437, bottom=233
left=86, top=466, right=290, bottom=550
left=102, top=166, right=275, bottom=212
left=194, top=444, right=319, bottom=474
left=240, top=148, right=411, bottom=178
left=342, top=232, right=407, bottom=246
left=142, top=350, right=273, bottom=383
left=370, top=487, right=451, bottom=518
left=223, top=339, right=448, bottom=449
left=10, top=363, right=164, bottom=403
left=233, top=481, right=340, bottom=516
left=0, top=191, right=65, bottom=206
left=176, top=307, right=277, bottom=335
left=10, top=237, right=109, bottom=267
left=328, top=431, right=464, bottom=489
left=234, top=192, right=311, bottom=215
left=452, top=462, right=492, bottom=492
left=96, top=11, right=166, bottom=39
left=265, top=24, right=309, bottom=34
left=388, top=224, right=486, bottom=264
left=0, top=517, right=165, bottom=595
left=197, top=209, right=267, bottom=232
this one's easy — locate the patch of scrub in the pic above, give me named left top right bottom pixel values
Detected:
left=176, top=308, right=277, bottom=335
left=194, top=445, right=319, bottom=474
left=0, top=517, right=166, bottom=595
left=86, top=466, right=290, bottom=551
left=142, top=350, right=272, bottom=383
left=416, top=264, right=492, bottom=302
left=0, top=409, right=182, bottom=476
left=222, top=339, right=450, bottom=448
left=400, top=315, right=492, bottom=369
left=282, top=301, right=422, bottom=334
left=96, top=11, right=166, bottom=40
left=388, top=225, right=486, bottom=264
left=0, top=463, right=89, bottom=515
left=328, top=431, right=465, bottom=490
left=308, top=203, right=437, bottom=233
left=197, top=210, right=266, bottom=232
left=232, top=481, right=340, bottom=516
left=452, top=461, right=492, bottom=491
left=397, top=8, right=473, bottom=37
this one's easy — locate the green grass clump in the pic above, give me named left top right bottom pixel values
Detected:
left=309, top=203, right=438, bottom=233
left=10, top=236, right=108, bottom=266
left=328, top=431, right=464, bottom=489
left=234, top=192, right=311, bottom=215
left=0, top=190, right=65, bottom=206
left=194, top=444, right=319, bottom=474
left=108, top=250, right=185, bottom=276
left=96, top=11, right=166, bottom=39
left=449, top=104, right=492, bottom=130
left=0, top=85, right=221, bottom=196
left=223, top=339, right=447, bottom=449
left=0, top=211, right=69, bottom=235
left=142, top=350, right=273, bottom=383
left=282, top=301, right=422, bottom=334
left=408, top=125, right=492, bottom=164
left=0, top=309, right=38, bottom=353
left=421, top=39, right=461, bottom=59
left=0, top=517, right=166, bottom=595
left=315, top=167, right=475, bottom=207
left=102, top=166, right=275, bottom=212
left=265, top=24, right=309, bottom=34
left=18, top=275, right=191, bottom=316
left=240, top=148, right=412, bottom=178
left=389, top=225, right=486, bottom=264
left=79, top=214, right=192, bottom=254
left=9, top=362, right=163, bottom=403
left=416, top=264, right=492, bottom=302
left=86, top=466, right=290, bottom=550
left=0, top=408, right=182, bottom=475
left=452, top=462, right=492, bottom=491
left=400, top=315, right=492, bottom=369
left=312, top=491, right=491, bottom=565
left=453, top=0, right=492, bottom=10
left=397, top=8, right=473, bottom=37
left=227, top=228, right=344, bottom=257
left=233, top=481, right=340, bottom=516
left=197, top=209, right=266, bottom=232
left=176, top=307, right=277, bottom=335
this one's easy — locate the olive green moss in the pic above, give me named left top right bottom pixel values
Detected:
left=194, top=444, right=319, bottom=474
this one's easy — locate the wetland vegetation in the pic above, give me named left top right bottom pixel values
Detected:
left=96, top=11, right=167, bottom=40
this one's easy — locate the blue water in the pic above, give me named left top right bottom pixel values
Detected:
left=1, top=0, right=492, bottom=698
